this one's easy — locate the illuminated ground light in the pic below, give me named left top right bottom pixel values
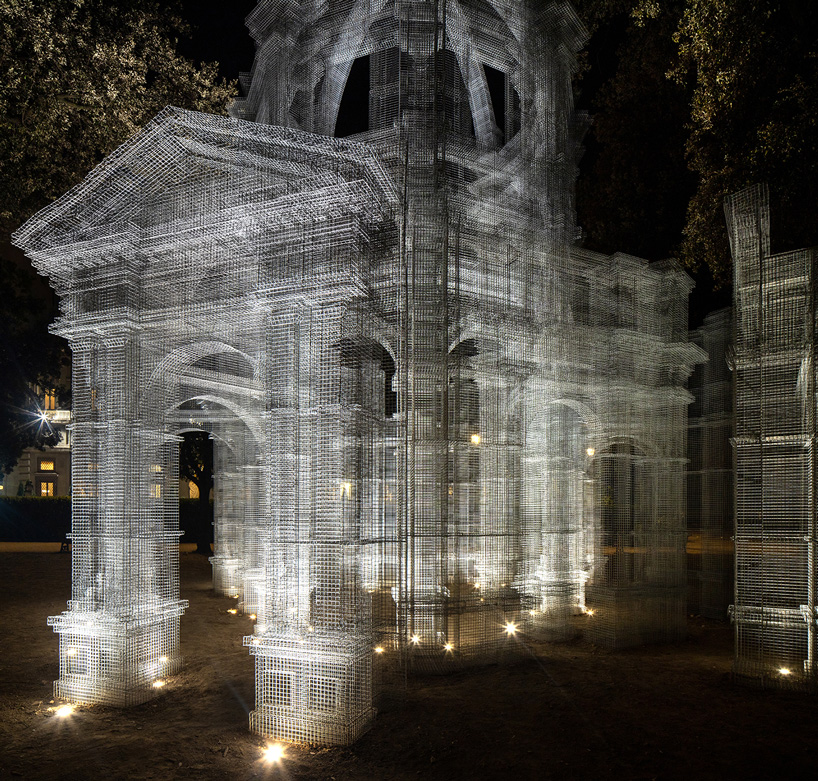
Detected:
left=504, top=622, right=517, bottom=636
left=54, top=704, right=74, bottom=718
left=410, top=634, right=420, bottom=645
left=374, top=646, right=385, bottom=654
left=779, top=667, right=792, bottom=676
left=443, top=642, right=454, bottom=652
left=227, top=608, right=238, bottom=615
left=152, top=679, right=166, bottom=689
left=584, top=608, right=595, bottom=616
left=262, top=744, right=285, bottom=764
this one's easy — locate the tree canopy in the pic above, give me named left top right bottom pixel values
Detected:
left=573, top=0, right=818, bottom=291
left=0, top=0, right=235, bottom=238
left=0, top=0, right=235, bottom=471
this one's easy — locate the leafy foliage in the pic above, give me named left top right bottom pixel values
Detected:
left=573, top=0, right=818, bottom=289
left=0, top=0, right=235, bottom=471
left=673, top=0, right=818, bottom=284
left=0, top=0, right=235, bottom=237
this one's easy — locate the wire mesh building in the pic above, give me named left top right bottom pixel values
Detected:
left=728, top=184, right=817, bottom=689
left=14, top=0, right=702, bottom=745
left=688, top=308, right=734, bottom=619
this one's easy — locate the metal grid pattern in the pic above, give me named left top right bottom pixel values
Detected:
left=14, top=0, right=702, bottom=745
left=688, top=308, right=734, bottom=619
left=728, top=184, right=817, bottom=689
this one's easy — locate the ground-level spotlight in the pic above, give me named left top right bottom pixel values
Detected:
left=443, top=642, right=454, bottom=652
left=152, top=679, right=166, bottom=689
left=55, top=704, right=74, bottom=718
left=584, top=608, right=595, bottom=616
left=504, top=621, right=517, bottom=636
left=779, top=667, right=792, bottom=676
left=262, top=743, right=285, bottom=763
left=374, top=646, right=385, bottom=654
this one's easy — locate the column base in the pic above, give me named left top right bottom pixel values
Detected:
left=210, top=556, right=244, bottom=599
left=245, top=631, right=374, bottom=745
left=48, top=600, right=187, bottom=706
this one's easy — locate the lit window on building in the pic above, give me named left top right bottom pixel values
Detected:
left=150, top=484, right=162, bottom=499
left=39, top=459, right=55, bottom=472
left=39, top=481, right=55, bottom=497
left=44, top=389, right=57, bottom=410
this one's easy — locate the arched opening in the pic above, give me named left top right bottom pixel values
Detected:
left=523, top=399, right=594, bottom=634
left=482, top=64, right=521, bottom=146
left=335, top=55, right=370, bottom=137
left=178, top=429, right=214, bottom=556
left=167, top=392, right=265, bottom=613
left=593, top=441, right=648, bottom=586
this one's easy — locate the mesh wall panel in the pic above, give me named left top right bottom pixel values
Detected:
left=688, top=308, right=734, bottom=619
left=728, top=183, right=817, bottom=690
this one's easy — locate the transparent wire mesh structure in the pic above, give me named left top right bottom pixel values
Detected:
left=13, top=0, right=703, bottom=745
left=688, top=308, right=734, bottom=619
left=727, top=184, right=818, bottom=690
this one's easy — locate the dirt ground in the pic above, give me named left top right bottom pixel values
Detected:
left=1, top=552, right=817, bottom=781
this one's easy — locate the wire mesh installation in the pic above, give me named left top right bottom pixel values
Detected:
left=688, top=308, right=734, bottom=619
left=727, top=184, right=817, bottom=690
left=14, top=0, right=703, bottom=746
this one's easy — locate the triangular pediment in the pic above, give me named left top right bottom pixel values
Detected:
left=14, top=107, right=397, bottom=280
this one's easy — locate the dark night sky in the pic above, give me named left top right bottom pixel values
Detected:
left=177, top=1, right=258, bottom=83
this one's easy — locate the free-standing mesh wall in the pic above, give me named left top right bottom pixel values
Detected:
left=728, top=184, right=817, bottom=689
left=688, top=308, right=734, bottom=619
left=14, top=0, right=704, bottom=746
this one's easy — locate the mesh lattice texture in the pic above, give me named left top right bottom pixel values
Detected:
left=727, top=184, right=818, bottom=690
left=688, top=308, right=734, bottom=619
left=15, top=0, right=702, bottom=744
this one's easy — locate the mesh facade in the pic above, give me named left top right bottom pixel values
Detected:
left=727, top=184, right=818, bottom=689
left=688, top=308, right=734, bottom=619
left=14, top=0, right=702, bottom=745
